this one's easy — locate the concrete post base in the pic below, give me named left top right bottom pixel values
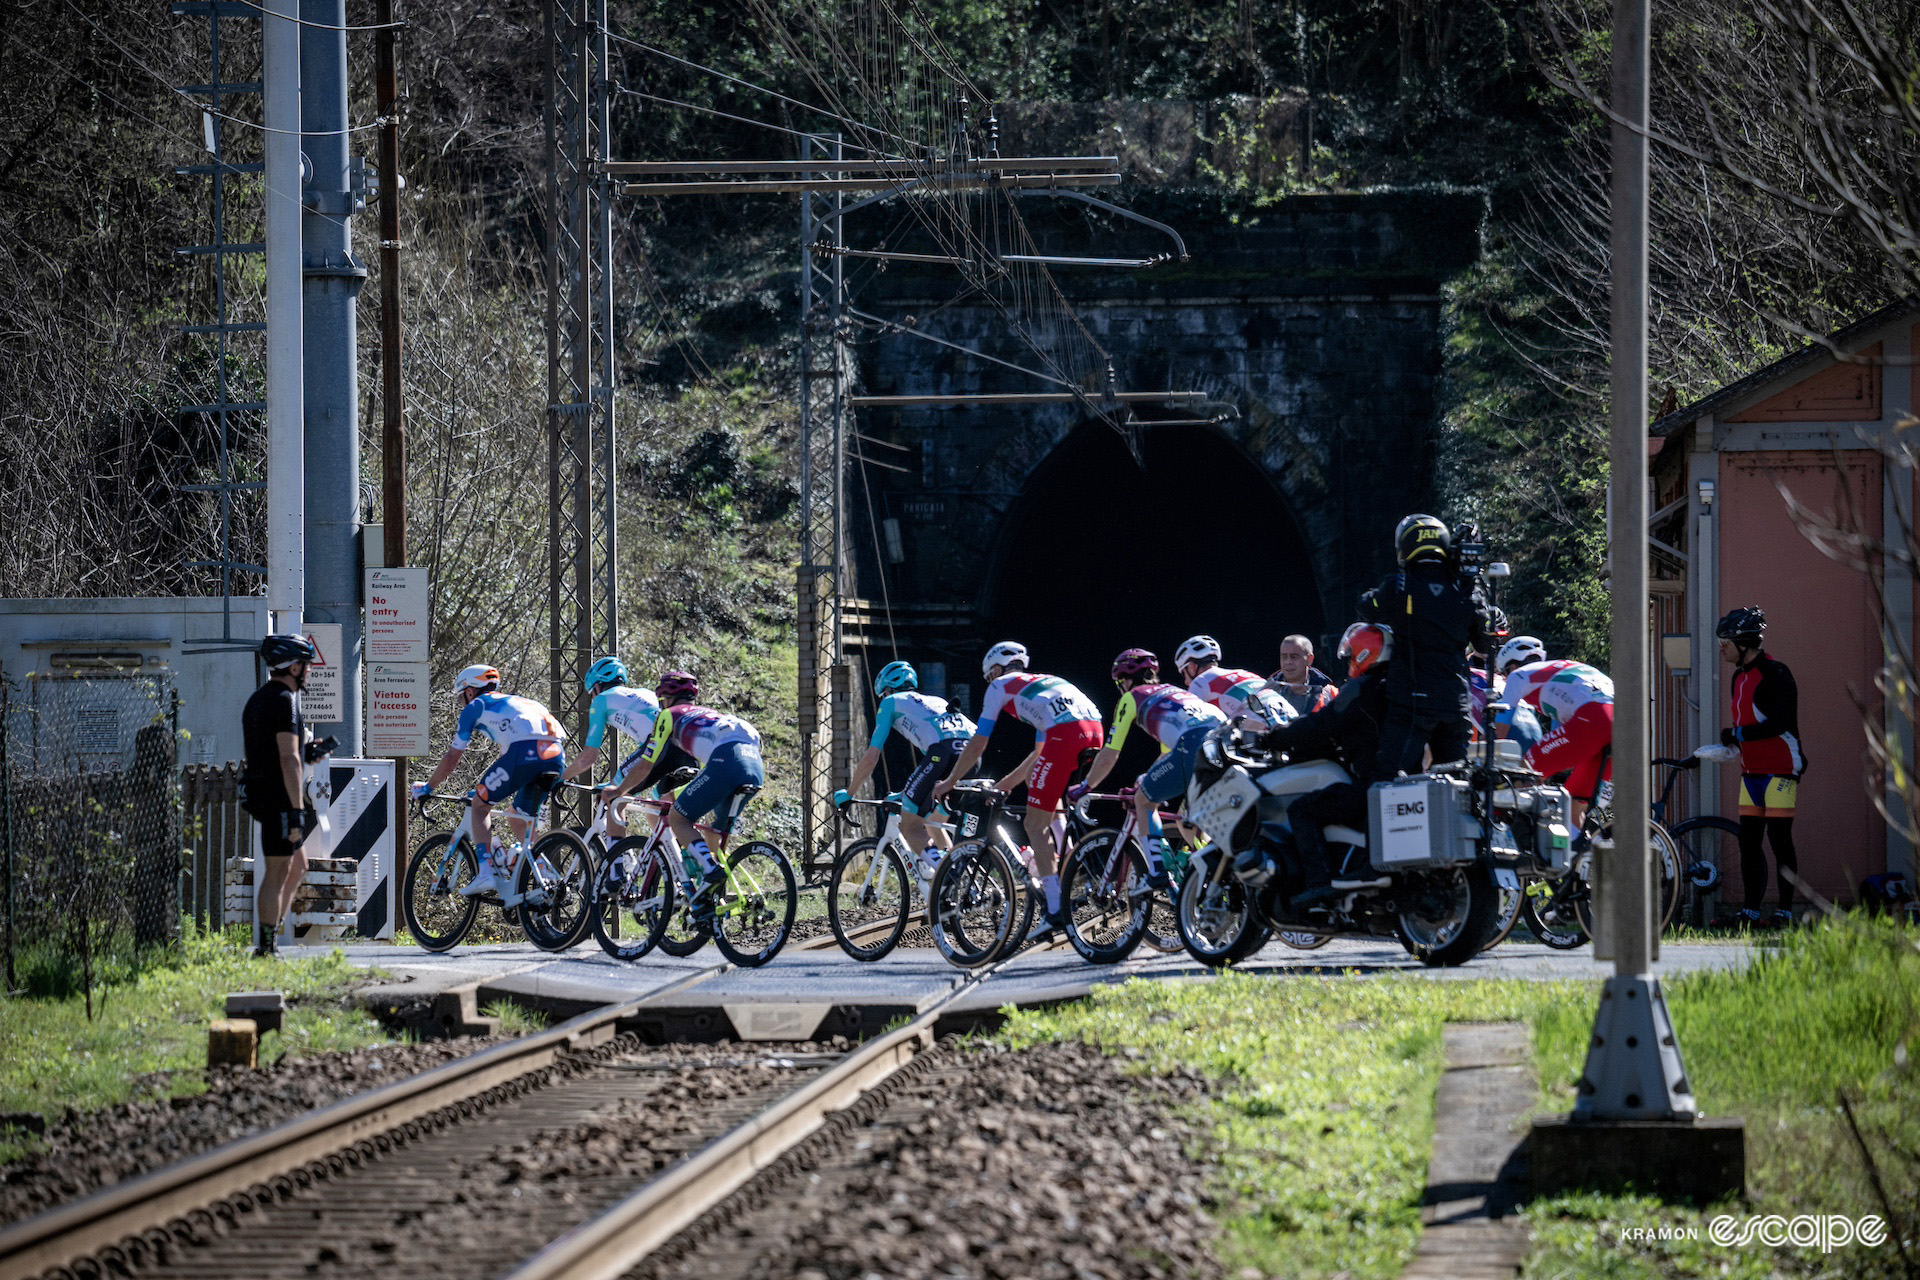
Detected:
left=1531, top=1114, right=1746, bottom=1203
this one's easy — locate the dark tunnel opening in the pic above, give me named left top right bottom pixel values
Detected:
left=970, top=421, right=1324, bottom=783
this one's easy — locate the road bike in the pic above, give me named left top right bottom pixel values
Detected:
left=401, top=781, right=594, bottom=953
left=1061, top=790, right=1196, bottom=963
left=826, top=796, right=958, bottom=961
left=589, top=780, right=797, bottom=967
left=924, top=783, right=1026, bottom=968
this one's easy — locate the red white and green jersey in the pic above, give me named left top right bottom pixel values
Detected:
left=975, top=672, right=1101, bottom=737
left=1186, top=665, right=1293, bottom=730
left=1109, top=682, right=1228, bottom=753
left=1502, top=660, right=1613, bottom=732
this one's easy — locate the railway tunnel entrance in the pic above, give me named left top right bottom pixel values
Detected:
left=976, top=421, right=1323, bottom=778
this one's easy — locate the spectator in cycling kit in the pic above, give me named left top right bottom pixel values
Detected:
left=1173, top=634, right=1295, bottom=731
left=1269, top=633, right=1337, bottom=717
left=1498, top=644, right=1615, bottom=828
left=1360, top=515, right=1495, bottom=777
left=241, top=633, right=320, bottom=957
left=560, top=656, right=663, bottom=839
left=934, top=641, right=1104, bottom=928
left=1718, top=606, right=1803, bottom=926
left=1079, top=649, right=1228, bottom=887
left=612, top=671, right=763, bottom=917
left=837, top=661, right=976, bottom=880
left=414, top=664, right=568, bottom=901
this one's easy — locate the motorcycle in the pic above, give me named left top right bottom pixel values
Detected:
left=1174, top=723, right=1571, bottom=968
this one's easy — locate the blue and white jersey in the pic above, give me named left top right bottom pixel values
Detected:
left=869, top=691, right=974, bottom=754
left=583, top=685, right=661, bottom=749
left=450, top=691, right=566, bottom=751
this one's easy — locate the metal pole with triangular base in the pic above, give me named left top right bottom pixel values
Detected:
left=1529, top=0, right=1744, bottom=1205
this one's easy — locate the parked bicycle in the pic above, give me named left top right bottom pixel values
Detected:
left=401, top=783, right=593, bottom=953
left=589, top=776, right=797, bottom=967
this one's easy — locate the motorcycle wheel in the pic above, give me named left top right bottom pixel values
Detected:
left=1176, top=849, right=1267, bottom=968
left=1396, top=863, right=1503, bottom=967
left=1277, top=930, right=1334, bottom=951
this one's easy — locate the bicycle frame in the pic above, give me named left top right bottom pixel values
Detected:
left=842, top=798, right=957, bottom=899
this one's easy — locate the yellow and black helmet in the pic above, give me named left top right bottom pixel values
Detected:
left=1394, top=514, right=1451, bottom=566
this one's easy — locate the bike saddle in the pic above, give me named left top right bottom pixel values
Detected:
left=525, top=769, right=563, bottom=800
left=660, top=765, right=700, bottom=791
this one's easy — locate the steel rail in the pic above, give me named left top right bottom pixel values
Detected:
left=499, top=935, right=1047, bottom=1280
left=0, top=965, right=727, bottom=1280
left=605, top=156, right=1119, bottom=175
left=620, top=173, right=1122, bottom=196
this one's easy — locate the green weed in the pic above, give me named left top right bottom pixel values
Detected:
left=479, top=999, right=547, bottom=1035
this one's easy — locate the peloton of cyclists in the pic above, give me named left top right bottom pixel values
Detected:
left=835, top=661, right=978, bottom=894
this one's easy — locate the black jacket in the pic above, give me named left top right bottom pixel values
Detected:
left=1357, top=562, right=1493, bottom=713
left=1261, top=669, right=1392, bottom=786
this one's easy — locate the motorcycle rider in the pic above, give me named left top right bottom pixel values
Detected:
left=1245, top=623, right=1395, bottom=910
left=1358, top=515, right=1496, bottom=778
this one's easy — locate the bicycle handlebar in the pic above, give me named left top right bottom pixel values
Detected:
left=1652, top=755, right=1702, bottom=770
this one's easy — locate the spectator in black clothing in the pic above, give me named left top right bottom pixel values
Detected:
left=1251, top=623, right=1395, bottom=910
left=1358, top=515, right=1494, bottom=778
left=241, top=633, right=318, bottom=957
left=1270, top=634, right=1337, bottom=716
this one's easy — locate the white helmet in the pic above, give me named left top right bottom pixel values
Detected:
left=981, top=640, right=1029, bottom=678
left=1174, top=634, right=1222, bottom=669
left=454, top=663, right=501, bottom=694
left=1496, top=636, right=1546, bottom=674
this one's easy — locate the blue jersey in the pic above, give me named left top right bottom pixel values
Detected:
left=583, top=686, right=661, bottom=749
left=450, top=692, right=565, bottom=751
left=869, top=691, right=974, bottom=754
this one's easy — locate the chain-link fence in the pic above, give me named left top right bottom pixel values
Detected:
left=1, top=670, right=182, bottom=1005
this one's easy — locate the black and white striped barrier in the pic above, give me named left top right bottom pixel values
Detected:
left=255, top=758, right=398, bottom=947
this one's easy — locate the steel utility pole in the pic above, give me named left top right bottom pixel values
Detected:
left=263, top=0, right=303, bottom=637
left=301, top=0, right=370, bottom=753
left=545, top=0, right=618, bottom=797
left=1577, top=0, right=1693, bottom=1121
left=376, top=0, right=407, bottom=856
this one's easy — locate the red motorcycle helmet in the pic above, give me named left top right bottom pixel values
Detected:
left=1337, top=623, right=1393, bottom=677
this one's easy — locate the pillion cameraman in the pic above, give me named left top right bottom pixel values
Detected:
left=240, top=633, right=331, bottom=958
left=1357, top=515, right=1497, bottom=778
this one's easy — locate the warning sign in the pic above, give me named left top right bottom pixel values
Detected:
left=301, top=623, right=344, bottom=722
left=367, top=662, right=432, bottom=756
left=365, top=567, right=429, bottom=663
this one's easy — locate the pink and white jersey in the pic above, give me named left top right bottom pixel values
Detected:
left=1502, top=660, right=1613, bottom=731
left=646, top=704, right=761, bottom=765
left=1186, top=665, right=1293, bottom=730
left=1110, top=683, right=1227, bottom=752
left=975, top=672, right=1101, bottom=737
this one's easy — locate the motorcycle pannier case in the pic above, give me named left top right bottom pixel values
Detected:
left=1367, top=774, right=1480, bottom=872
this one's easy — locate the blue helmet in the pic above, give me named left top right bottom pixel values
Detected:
left=584, top=655, right=629, bottom=692
left=873, top=660, right=918, bottom=696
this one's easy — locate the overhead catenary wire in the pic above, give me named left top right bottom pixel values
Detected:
left=218, top=0, right=406, bottom=31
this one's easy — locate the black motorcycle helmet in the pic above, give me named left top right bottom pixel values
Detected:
left=259, top=633, right=316, bottom=671
left=1715, top=606, right=1766, bottom=647
left=1394, top=514, right=1451, bottom=566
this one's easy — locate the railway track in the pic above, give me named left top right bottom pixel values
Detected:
left=0, top=927, right=1062, bottom=1280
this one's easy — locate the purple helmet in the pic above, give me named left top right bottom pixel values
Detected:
left=1110, top=648, right=1160, bottom=683
left=655, top=670, right=700, bottom=705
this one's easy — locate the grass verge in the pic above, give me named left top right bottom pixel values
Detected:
left=999, top=918, right=1917, bottom=1280
left=0, top=925, right=393, bottom=1162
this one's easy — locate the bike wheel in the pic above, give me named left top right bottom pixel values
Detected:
left=1061, top=830, right=1149, bottom=964
left=402, top=833, right=480, bottom=952
left=1668, top=815, right=1737, bottom=926
left=1651, top=821, right=1684, bottom=929
left=827, top=837, right=911, bottom=961
left=1177, top=849, right=1264, bottom=968
left=711, top=841, right=797, bottom=967
left=515, top=829, right=594, bottom=951
left=928, top=838, right=1018, bottom=968
left=1523, top=872, right=1591, bottom=949
left=590, top=836, right=670, bottom=961
left=1481, top=873, right=1526, bottom=952
left=643, top=847, right=710, bottom=956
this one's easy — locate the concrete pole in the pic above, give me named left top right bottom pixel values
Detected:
left=263, top=0, right=304, bottom=636
left=1574, top=0, right=1696, bottom=1122
left=300, top=0, right=369, bottom=753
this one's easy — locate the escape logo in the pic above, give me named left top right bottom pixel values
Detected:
left=1706, top=1215, right=1887, bottom=1251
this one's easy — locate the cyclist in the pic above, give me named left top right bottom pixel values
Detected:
left=835, top=660, right=976, bottom=889
left=1174, top=634, right=1295, bottom=730
left=933, top=641, right=1104, bottom=929
left=559, top=656, right=661, bottom=840
left=1076, top=648, right=1228, bottom=887
left=1359, top=514, right=1495, bottom=777
left=411, top=665, right=567, bottom=903
left=1489, top=635, right=1546, bottom=752
left=608, top=671, right=764, bottom=923
left=1717, top=606, right=1803, bottom=927
left=1252, top=623, right=1394, bottom=908
left=1497, top=638, right=1615, bottom=828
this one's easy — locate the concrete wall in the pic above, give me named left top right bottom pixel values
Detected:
left=0, top=598, right=266, bottom=766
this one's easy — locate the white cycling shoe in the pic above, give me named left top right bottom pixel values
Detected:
left=460, top=868, right=505, bottom=898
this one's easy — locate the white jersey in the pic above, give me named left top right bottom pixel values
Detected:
left=1502, top=660, right=1613, bottom=730
left=450, top=691, right=566, bottom=750
left=583, top=686, right=661, bottom=749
